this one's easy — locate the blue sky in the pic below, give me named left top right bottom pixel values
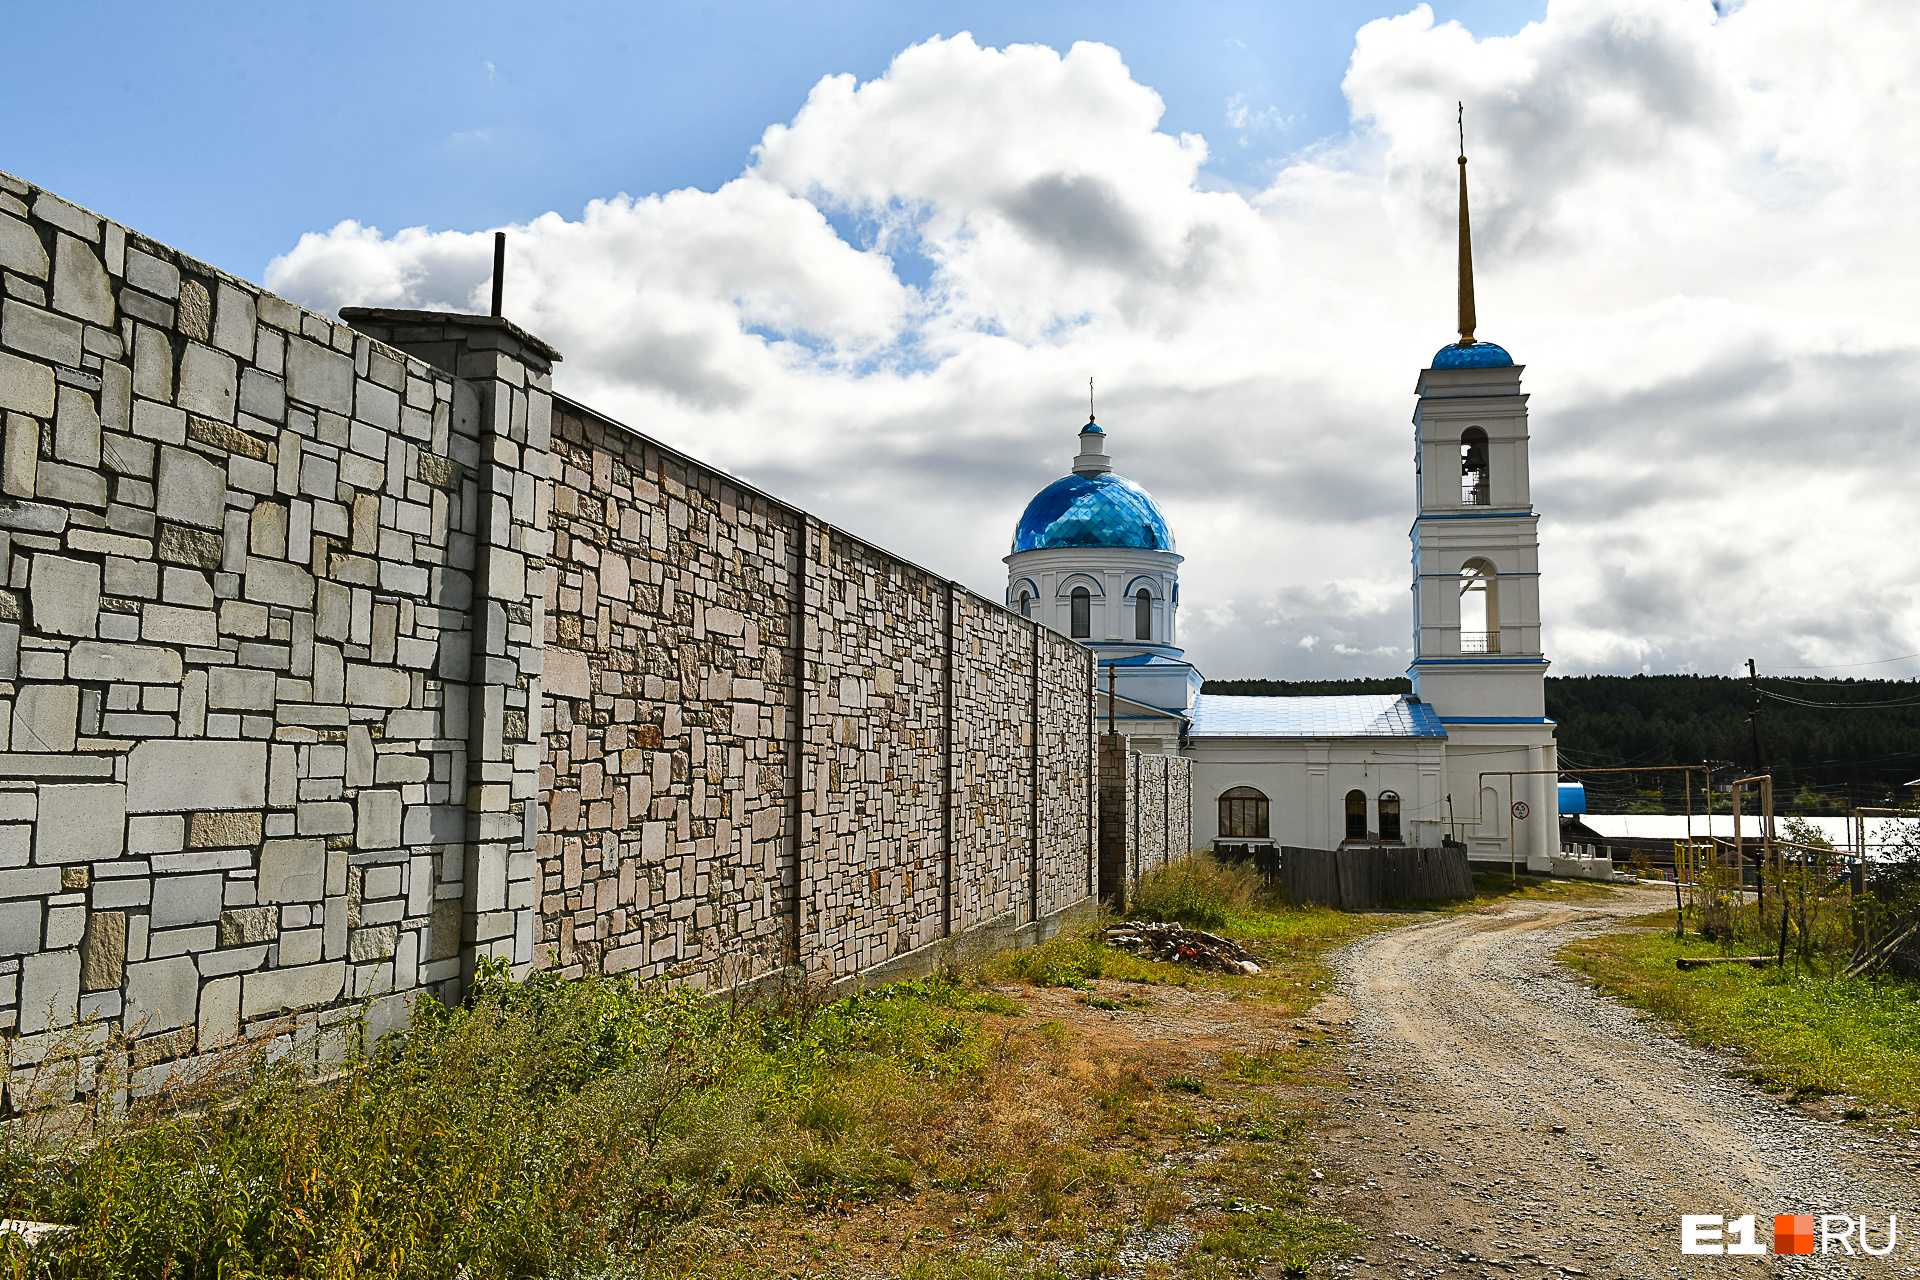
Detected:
left=6, top=1, right=1541, bottom=277
left=10, top=1, right=1918, bottom=680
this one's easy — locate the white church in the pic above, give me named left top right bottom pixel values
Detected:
left=1005, top=148, right=1563, bottom=870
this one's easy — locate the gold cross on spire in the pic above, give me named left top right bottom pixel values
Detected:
left=1456, top=102, right=1477, bottom=346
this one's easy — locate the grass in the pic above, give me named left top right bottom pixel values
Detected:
left=1564, top=915, right=1920, bottom=1117
left=1129, top=854, right=1264, bottom=931
left=984, top=923, right=1187, bottom=989
left=0, top=861, right=1399, bottom=1279
left=1465, top=870, right=1620, bottom=905
left=4, top=963, right=1033, bottom=1278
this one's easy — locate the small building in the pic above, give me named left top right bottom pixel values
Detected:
left=1186, top=694, right=1447, bottom=857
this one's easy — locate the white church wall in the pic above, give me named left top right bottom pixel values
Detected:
left=1412, top=665, right=1547, bottom=719
left=1437, top=728, right=1559, bottom=868
left=1005, top=544, right=1181, bottom=651
left=1188, top=739, right=1448, bottom=852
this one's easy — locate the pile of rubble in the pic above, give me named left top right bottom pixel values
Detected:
left=1104, top=920, right=1262, bottom=975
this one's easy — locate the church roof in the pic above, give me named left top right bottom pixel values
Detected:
left=1431, top=341, right=1513, bottom=368
left=1187, top=694, right=1446, bottom=739
left=1013, top=471, right=1174, bottom=553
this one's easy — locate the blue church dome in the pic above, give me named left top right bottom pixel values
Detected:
left=1431, top=340, right=1514, bottom=368
left=1013, top=471, right=1174, bottom=552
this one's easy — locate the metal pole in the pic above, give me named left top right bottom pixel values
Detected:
left=1746, top=657, right=1770, bottom=778
left=490, top=231, right=507, bottom=318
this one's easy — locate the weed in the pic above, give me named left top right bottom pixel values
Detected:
left=1131, top=854, right=1263, bottom=930
left=1565, top=926, right=1920, bottom=1115
left=1141, top=1184, right=1185, bottom=1228
left=988, top=920, right=1184, bottom=989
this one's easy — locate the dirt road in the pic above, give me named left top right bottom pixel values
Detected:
left=1312, top=886, right=1920, bottom=1278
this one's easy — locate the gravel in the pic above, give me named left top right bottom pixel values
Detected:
left=1311, top=888, right=1920, bottom=1278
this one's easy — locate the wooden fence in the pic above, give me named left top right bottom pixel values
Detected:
left=1225, top=845, right=1473, bottom=910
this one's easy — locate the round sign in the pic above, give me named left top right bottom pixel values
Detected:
left=1511, top=800, right=1531, bottom=821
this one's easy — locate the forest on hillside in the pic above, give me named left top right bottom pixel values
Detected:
left=1199, top=675, right=1920, bottom=815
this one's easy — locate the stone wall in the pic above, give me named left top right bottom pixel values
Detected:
left=0, top=169, right=1099, bottom=1093
left=1129, top=751, right=1191, bottom=880
left=0, top=173, right=548, bottom=1093
left=535, top=398, right=1098, bottom=990
left=1096, top=735, right=1193, bottom=905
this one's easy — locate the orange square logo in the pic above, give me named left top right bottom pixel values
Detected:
left=1775, top=1215, right=1815, bottom=1255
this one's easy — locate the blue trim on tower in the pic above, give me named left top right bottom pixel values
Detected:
left=1413, top=510, right=1535, bottom=520
left=1437, top=716, right=1556, bottom=725
left=1410, top=657, right=1550, bottom=667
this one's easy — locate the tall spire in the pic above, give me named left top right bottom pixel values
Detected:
left=1456, top=102, right=1477, bottom=346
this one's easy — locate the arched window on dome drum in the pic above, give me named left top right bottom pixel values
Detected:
left=1378, top=791, right=1402, bottom=843
left=1459, top=558, right=1499, bottom=654
left=1219, top=787, right=1268, bottom=840
left=1344, top=790, right=1368, bottom=842
left=1134, top=589, right=1152, bottom=640
left=1019, top=590, right=1032, bottom=619
left=1070, top=587, right=1091, bottom=638
left=1460, top=427, right=1490, bottom=506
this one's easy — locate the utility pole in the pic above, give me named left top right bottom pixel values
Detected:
left=1746, top=657, right=1773, bottom=900
left=1745, top=658, right=1769, bottom=777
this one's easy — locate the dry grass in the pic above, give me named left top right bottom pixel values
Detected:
left=3, top=893, right=1391, bottom=1279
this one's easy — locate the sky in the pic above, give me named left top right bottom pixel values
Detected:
left=8, top=0, right=1919, bottom=683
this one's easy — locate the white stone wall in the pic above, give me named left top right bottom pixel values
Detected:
left=0, top=173, right=547, bottom=1091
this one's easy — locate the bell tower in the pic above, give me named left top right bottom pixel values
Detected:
left=1407, top=115, right=1558, bottom=867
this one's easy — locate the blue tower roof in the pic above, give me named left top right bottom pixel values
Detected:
left=1431, top=340, right=1514, bottom=369
left=1013, top=471, right=1174, bottom=553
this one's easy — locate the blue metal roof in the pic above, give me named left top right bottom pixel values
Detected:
left=1013, top=471, right=1174, bottom=553
left=1558, top=781, right=1587, bottom=815
left=1432, top=340, right=1514, bottom=368
left=1187, top=694, right=1446, bottom=739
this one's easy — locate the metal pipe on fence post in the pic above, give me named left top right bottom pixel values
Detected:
left=1673, top=839, right=1685, bottom=938
left=490, top=232, right=506, bottom=318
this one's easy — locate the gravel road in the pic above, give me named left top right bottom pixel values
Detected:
left=1311, top=887, right=1920, bottom=1278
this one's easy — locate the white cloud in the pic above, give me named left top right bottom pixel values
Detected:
left=266, top=4, right=1920, bottom=681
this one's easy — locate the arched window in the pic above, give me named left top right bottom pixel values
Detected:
left=1134, top=588, right=1152, bottom=641
left=1070, top=586, right=1091, bottom=638
left=1378, top=791, right=1402, bottom=843
left=1344, top=790, right=1368, bottom=842
left=1460, top=427, right=1489, bottom=506
left=1019, top=590, right=1032, bottom=619
left=1219, top=786, right=1269, bottom=840
left=1459, top=558, right=1499, bottom=653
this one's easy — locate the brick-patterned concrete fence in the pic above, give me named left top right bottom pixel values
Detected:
left=0, top=171, right=1099, bottom=1091
left=520, top=397, right=1097, bottom=992
left=1096, top=735, right=1193, bottom=905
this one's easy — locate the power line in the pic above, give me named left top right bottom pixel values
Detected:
left=1758, top=687, right=1920, bottom=710
left=1761, top=651, right=1920, bottom=671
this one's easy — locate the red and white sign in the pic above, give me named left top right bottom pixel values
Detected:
left=1510, top=800, right=1530, bottom=820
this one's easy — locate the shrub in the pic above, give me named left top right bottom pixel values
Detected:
left=1130, top=853, right=1261, bottom=931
